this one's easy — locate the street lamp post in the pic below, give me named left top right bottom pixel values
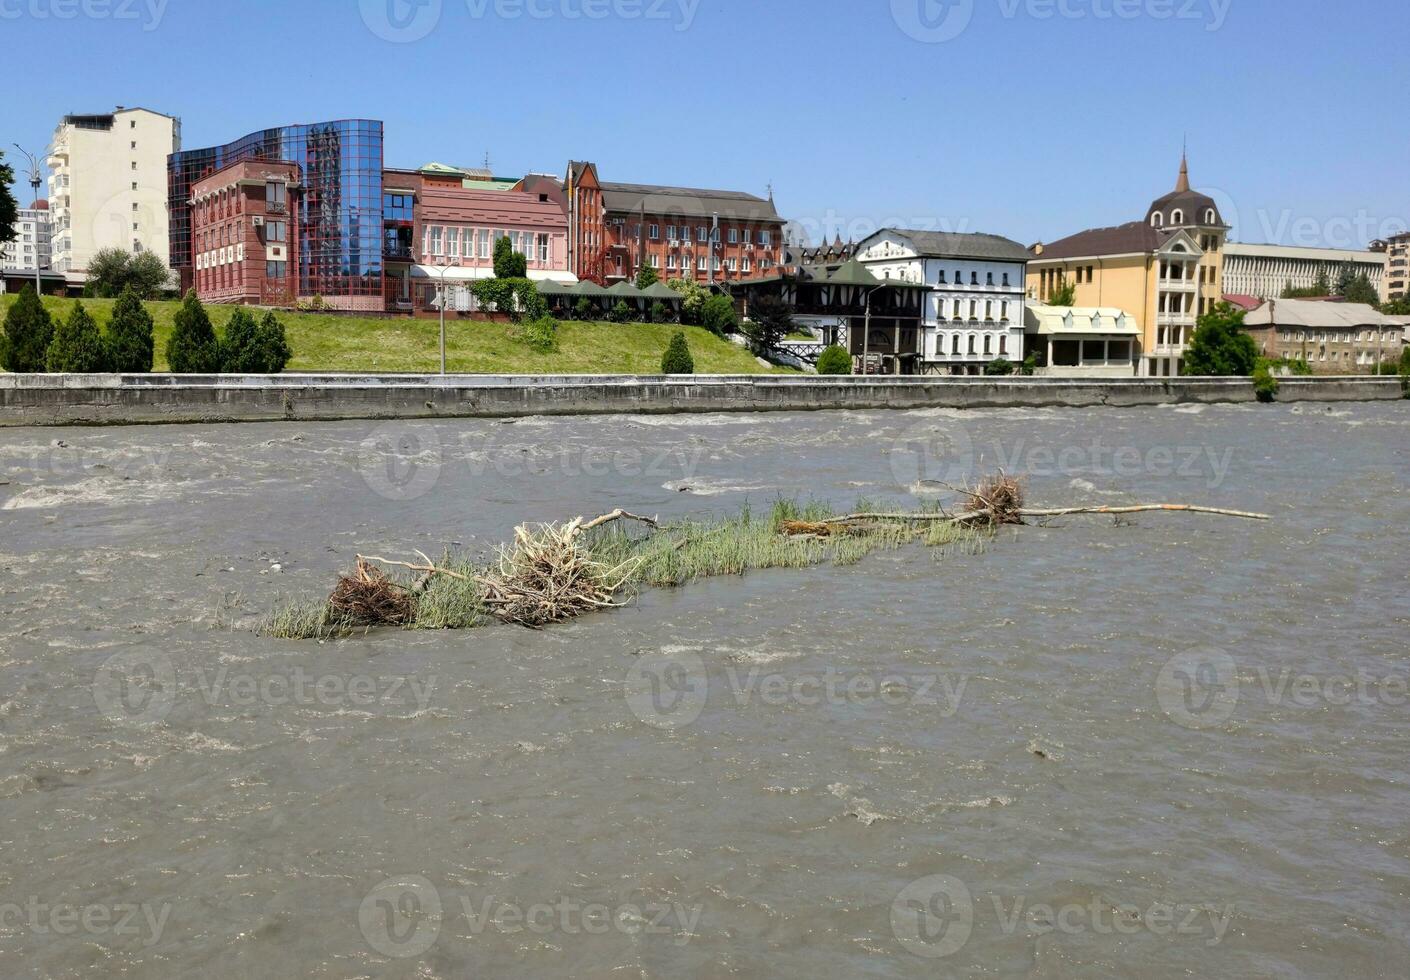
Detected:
left=427, top=262, right=452, bottom=375
left=12, top=144, right=43, bottom=295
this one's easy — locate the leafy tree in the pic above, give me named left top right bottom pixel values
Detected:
left=0, top=151, right=17, bottom=250
left=700, top=294, right=738, bottom=336
left=1048, top=274, right=1076, bottom=306
left=1341, top=273, right=1379, bottom=307
left=1020, top=352, right=1040, bottom=376
left=1334, top=264, right=1358, bottom=297
left=635, top=264, right=660, bottom=289
left=741, top=295, right=792, bottom=355
left=166, top=290, right=221, bottom=373
left=1182, top=302, right=1257, bottom=377
left=649, top=301, right=668, bottom=323
left=609, top=300, right=632, bottom=323
left=1, top=285, right=54, bottom=372
left=573, top=296, right=595, bottom=321
left=667, top=278, right=709, bottom=325
left=1312, top=269, right=1331, bottom=296
left=983, top=357, right=1016, bottom=376
left=815, top=345, right=852, bottom=375
left=1382, top=294, right=1410, bottom=316
left=492, top=236, right=526, bottom=278
left=46, top=301, right=113, bottom=372
left=660, top=331, right=694, bottom=374
left=85, top=248, right=170, bottom=299
left=105, top=287, right=155, bottom=372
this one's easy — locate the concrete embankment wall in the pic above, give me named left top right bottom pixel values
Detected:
left=0, top=374, right=1403, bottom=427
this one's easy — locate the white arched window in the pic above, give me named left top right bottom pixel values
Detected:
left=1171, top=209, right=1184, bottom=225
left=1151, top=212, right=1163, bottom=227
left=1204, top=208, right=1216, bottom=224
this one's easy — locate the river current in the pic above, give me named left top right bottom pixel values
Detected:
left=1, top=402, right=1408, bottom=978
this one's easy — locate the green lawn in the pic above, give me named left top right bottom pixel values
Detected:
left=0, top=295, right=788, bottom=375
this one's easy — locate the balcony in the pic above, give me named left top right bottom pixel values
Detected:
left=384, top=244, right=414, bottom=261
left=1158, top=277, right=1197, bottom=291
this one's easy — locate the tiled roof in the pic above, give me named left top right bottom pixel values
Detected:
left=1034, top=221, right=1172, bottom=260
left=598, top=181, right=781, bottom=222
left=1244, top=298, right=1393, bottom=328
left=876, top=229, right=1030, bottom=262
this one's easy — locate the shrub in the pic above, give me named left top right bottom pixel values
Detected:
left=1020, top=353, right=1039, bottom=376
left=470, top=277, right=543, bottom=323
left=661, top=331, right=694, bottom=374
left=85, top=249, right=169, bottom=299
left=815, top=345, right=852, bottom=375
left=741, top=295, right=793, bottom=355
left=105, top=287, right=155, bottom=372
left=609, top=300, right=632, bottom=323
left=649, top=301, right=668, bottom=324
left=46, top=301, right=113, bottom=372
left=573, top=297, right=595, bottom=321
left=983, top=357, right=1016, bottom=376
left=1, top=284, right=54, bottom=372
left=513, top=315, right=560, bottom=354
left=219, top=308, right=292, bottom=373
left=635, top=265, right=660, bottom=289
left=1182, top=302, right=1257, bottom=376
left=1253, top=364, right=1279, bottom=402
left=166, top=290, right=222, bottom=373
left=297, top=294, right=328, bottom=312
left=700, top=294, right=738, bottom=336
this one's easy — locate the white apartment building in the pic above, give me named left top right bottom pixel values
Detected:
left=1378, top=233, right=1408, bottom=303
left=45, top=106, right=180, bottom=277
left=2, top=201, right=52, bottom=271
left=1222, top=242, right=1385, bottom=300
left=854, top=228, right=1029, bottom=374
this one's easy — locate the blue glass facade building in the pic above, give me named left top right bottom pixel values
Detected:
left=168, top=120, right=384, bottom=305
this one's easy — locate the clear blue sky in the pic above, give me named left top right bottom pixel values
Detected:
left=3, top=0, right=1405, bottom=249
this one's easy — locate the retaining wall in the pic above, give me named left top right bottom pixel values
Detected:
left=0, top=374, right=1402, bottom=427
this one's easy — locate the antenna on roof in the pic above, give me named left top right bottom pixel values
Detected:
left=766, top=180, right=774, bottom=202
left=483, top=150, right=491, bottom=172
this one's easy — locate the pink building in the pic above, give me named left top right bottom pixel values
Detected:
left=382, top=164, right=574, bottom=314
left=190, top=160, right=303, bottom=307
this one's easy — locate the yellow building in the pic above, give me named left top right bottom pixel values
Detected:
left=1026, top=156, right=1227, bottom=376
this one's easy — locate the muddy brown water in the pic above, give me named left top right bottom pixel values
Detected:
left=1, top=402, right=1408, bottom=978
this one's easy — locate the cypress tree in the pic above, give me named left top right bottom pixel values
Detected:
left=253, top=311, right=293, bottom=373
left=105, top=287, right=155, bottom=372
left=1, top=284, right=55, bottom=372
left=218, top=308, right=259, bottom=372
left=661, top=331, right=695, bottom=374
left=165, top=290, right=221, bottom=373
left=46, top=301, right=113, bottom=373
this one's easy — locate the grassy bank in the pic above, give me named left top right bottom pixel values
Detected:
left=0, top=295, right=785, bottom=375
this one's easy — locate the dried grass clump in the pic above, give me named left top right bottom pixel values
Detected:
left=328, top=558, right=416, bottom=627
left=478, top=520, right=640, bottom=628
left=963, top=473, right=1025, bottom=526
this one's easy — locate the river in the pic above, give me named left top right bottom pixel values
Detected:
left=1, top=402, right=1408, bottom=978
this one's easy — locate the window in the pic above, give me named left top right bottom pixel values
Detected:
left=968, top=336, right=976, bottom=355
left=697, top=226, right=707, bottom=242
left=430, top=227, right=442, bottom=255
left=938, top=270, right=947, bottom=284
left=985, top=301, right=992, bottom=319
left=446, top=228, right=459, bottom=257
left=1151, top=212, right=1163, bottom=227
left=760, top=230, right=771, bottom=246
left=539, top=234, right=549, bottom=263
left=649, top=224, right=659, bottom=240
left=986, top=272, right=994, bottom=285
left=267, top=260, right=286, bottom=279
left=667, top=253, right=677, bottom=269
left=742, top=257, right=752, bottom=273
left=266, top=220, right=286, bottom=243
left=742, top=229, right=751, bottom=244
left=1205, top=209, right=1215, bottom=224
left=265, top=182, right=286, bottom=209
left=999, top=335, right=1008, bottom=355
left=698, top=256, right=708, bottom=272
left=651, top=253, right=661, bottom=269
left=952, top=335, right=961, bottom=354
left=728, top=228, right=739, bottom=244
left=726, top=257, right=737, bottom=272
left=1002, top=272, right=1009, bottom=286
left=1171, top=209, right=1184, bottom=224
left=479, top=229, right=490, bottom=258
left=666, top=225, right=676, bottom=241
left=463, top=231, right=475, bottom=258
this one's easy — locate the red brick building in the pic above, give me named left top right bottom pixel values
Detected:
left=189, top=160, right=301, bottom=306
left=382, top=164, right=572, bottom=313
left=564, top=161, right=784, bottom=286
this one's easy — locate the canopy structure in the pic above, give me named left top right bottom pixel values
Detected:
left=641, top=281, right=683, bottom=302
left=607, top=281, right=645, bottom=299
left=570, top=281, right=607, bottom=296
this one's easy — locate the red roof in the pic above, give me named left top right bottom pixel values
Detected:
left=1222, top=294, right=1262, bottom=312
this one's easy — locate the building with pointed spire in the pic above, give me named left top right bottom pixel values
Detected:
left=1026, top=153, right=1229, bottom=376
